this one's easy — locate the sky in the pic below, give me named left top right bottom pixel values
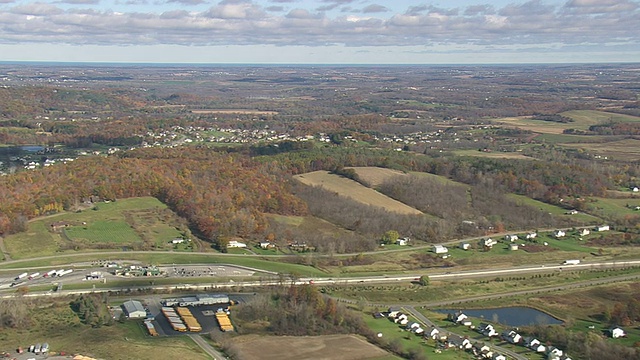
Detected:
left=0, top=0, right=638, bottom=64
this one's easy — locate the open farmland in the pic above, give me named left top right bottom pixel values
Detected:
left=3, top=197, right=189, bottom=259
left=230, top=334, right=393, bottom=360
left=294, top=171, right=423, bottom=215
left=561, top=138, right=640, bottom=161
left=190, top=109, right=279, bottom=115
left=347, top=167, right=408, bottom=187
left=495, top=110, right=640, bottom=134
left=452, top=150, right=534, bottom=160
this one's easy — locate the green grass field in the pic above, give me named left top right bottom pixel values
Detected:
left=3, top=197, right=189, bottom=259
left=587, top=197, right=640, bottom=220
left=507, top=194, right=601, bottom=224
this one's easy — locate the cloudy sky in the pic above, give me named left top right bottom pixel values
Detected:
left=0, top=0, right=638, bottom=63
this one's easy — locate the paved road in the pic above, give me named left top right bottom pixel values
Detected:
left=189, top=334, right=227, bottom=360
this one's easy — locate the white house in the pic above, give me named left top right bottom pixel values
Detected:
left=459, top=242, right=471, bottom=250
left=480, top=238, right=498, bottom=248
left=170, top=238, right=184, bottom=244
left=493, top=354, right=507, bottom=360
left=509, top=243, right=519, bottom=251
left=578, top=228, right=590, bottom=236
left=478, top=323, right=498, bottom=337
left=122, top=300, right=146, bottom=319
left=596, top=225, right=610, bottom=232
left=396, top=237, right=409, bottom=246
left=259, top=241, right=275, bottom=249
left=565, top=210, right=579, bottom=215
left=432, top=245, right=449, bottom=254
left=632, top=186, right=639, bottom=192
left=388, top=307, right=402, bottom=318
left=502, top=330, right=522, bottom=344
left=554, top=230, right=566, bottom=238
left=504, top=234, right=519, bottom=242
left=526, top=232, right=538, bottom=240
left=427, top=327, right=440, bottom=339
left=547, top=347, right=564, bottom=359
left=610, top=326, right=626, bottom=338
left=227, top=240, right=247, bottom=248
left=449, top=312, right=468, bottom=324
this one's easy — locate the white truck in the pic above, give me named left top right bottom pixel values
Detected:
left=28, top=272, right=40, bottom=280
left=562, top=259, right=581, bottom=265
left=44, top=270, right=57, bottom=277
left=57, top=269, right=73, bottom=277
left=15, top=272, right=28, bottom=281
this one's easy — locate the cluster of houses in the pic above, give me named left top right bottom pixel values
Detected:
left=447, top=311, right=585, bottom=360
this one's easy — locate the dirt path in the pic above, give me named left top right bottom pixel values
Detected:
left=0, top=236, right=11, bottom=261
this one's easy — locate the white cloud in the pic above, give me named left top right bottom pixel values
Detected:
left=0, top=0, right=636, bottom=59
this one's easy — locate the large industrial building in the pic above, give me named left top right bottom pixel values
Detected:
left=122, top=300, right=146, bottom=319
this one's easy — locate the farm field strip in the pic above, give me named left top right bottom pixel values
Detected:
left=294, top=171, right=423, bottom=215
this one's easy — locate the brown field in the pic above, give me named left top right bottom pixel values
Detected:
left=347, top=167, right=408, bottom=187
left=231, top=334, right=391, bottom=360
left=561, top=138, right=640, bottom=161
left=294, top=171, right=423, bottom=215
left=190, top=109, right=279, bottom=115
left=453, top=150, right=535, bottom=160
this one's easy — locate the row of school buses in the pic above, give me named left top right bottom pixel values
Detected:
left=162, top=306, right=202, bottom=332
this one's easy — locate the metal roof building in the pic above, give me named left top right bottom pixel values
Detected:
left=122, top=300, right=146, bottom=319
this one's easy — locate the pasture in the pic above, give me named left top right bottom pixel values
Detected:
left=231, top=334, right=393, bottom=360
left=3, top=197, right=188, bottom=259
left=561, top=138, right=640, bottom=161
left=495, top=110, right=640, bottom=134
left=452, top=150, right=534, bottom=160
left=294, top=171, right=423, bottom=215
left=586, top=197, right=640, bottom=220
left=506, top=194, right=601, bottom=224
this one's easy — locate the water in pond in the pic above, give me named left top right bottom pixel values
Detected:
left=437, top=307, right=562, bottom=327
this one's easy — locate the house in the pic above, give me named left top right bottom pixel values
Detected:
left=524, top=337, right=547, bottom=352
left=509, top=243, right=519, bottom=251
left=121, top=300, right=146, bottom=319
left=480, top=238, right=498, bottom=248
left=477, top=323, right=498, bottom=337
left=432, top=245, right=448, bottom=254
left=459, top=242, right=471, bottom=250
left=259, top=241, right=275, bottom=249
left=472, top=342, right=490, bottom=355
left=504, top=234, right=518, bottom=242
left=554, top=230, right=566, bottom=238
left=448, top=311, right=468, bottom=324
left=547, top=347, right=564, bottom=359
left=635, top=206, right=640, bottom=211
left=447, top=335, right=471, bottom=349
left=526, top=232, right=538, bottom=240
left=609, top=326, right=626, bottom=338
left=50, top=221, right=70, bottom=231
left=632, top=186, right=639, bottom=192
left=565, top=210, right=579, bottom=215
left=493, top=354, right=507, bottom=360
left=227, top=240, right=247, bottom=248
left=427, top=327, right=440, bottom=339
left=578, top=228, right=590, bottom=236
left=501, top=330, right=522, bottom=344
left=388, top=306, right=402, bottom=318
left=396, top=237, right=409, bottom=246
left=170, top=238, right=184, bottom=244
left=596, top=225, right=610, bottom=232
left=406, top=322, right=420, bottom=330
left=413, top=327, right=424, bottom=335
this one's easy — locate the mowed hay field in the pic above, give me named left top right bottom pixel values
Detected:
left=294, top=171, right=422, bottom=215
left=347, top=166, right=407, bottom=187
left=495, top=110, right=640, bottom=134
left=231, top=334, right=394, bottom=360
left=561, top=138, right=640, bottom=161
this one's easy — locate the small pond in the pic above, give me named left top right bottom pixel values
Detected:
left=436, top=306, right=563, bottom=327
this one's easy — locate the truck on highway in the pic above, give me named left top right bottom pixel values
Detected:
left=43, top=270, right=57, bottom=278
left=56, top=269, right=73, bottom=277
left=28, top=272, right=40, bottom=280
left=15, top=272, right=28, bottom=281
left=562, top=259, right=581, bottom=265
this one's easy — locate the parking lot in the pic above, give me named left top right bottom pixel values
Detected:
left=142, top=294, right=252, bottom=336
left=160, top=265, right=255, bottom=278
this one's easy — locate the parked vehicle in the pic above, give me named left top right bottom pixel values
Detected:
left=562, top=259, right=580, bottom=265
